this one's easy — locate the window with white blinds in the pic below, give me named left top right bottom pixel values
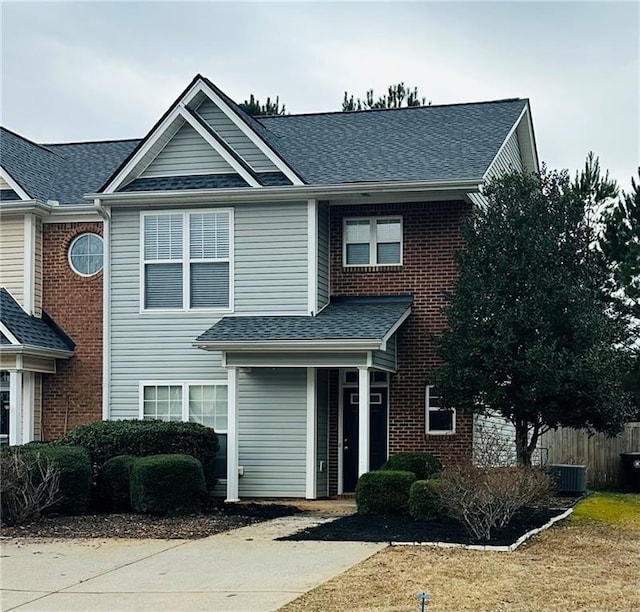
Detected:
left=343, top=216, right=402, bottom=266
left=142, top=210, right=232, bottom=310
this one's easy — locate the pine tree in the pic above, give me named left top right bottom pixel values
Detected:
left=342, top=83, right=429, bottom=111
left=239, top=94, right=287, bottom=117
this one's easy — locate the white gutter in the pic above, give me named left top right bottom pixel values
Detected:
left=193, top=338, right=384, bottom=352
left=0, top=200, right=53, bottom=216
left=0, top=345, right=74, bottom=359
left=87, top=178, right=482, bottom=207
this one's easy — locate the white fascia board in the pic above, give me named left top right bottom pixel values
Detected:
left=380, top=307, right=412, bottom=350
left=482, top=105, right=528, bottom=182
left=44, top=204, right=102, bottom=224
left=103, top=105, right=185, bottom=194
left=186, top=80, right=305, bottom=186
left=193, top=339, right=383, bottom=352
left=0, top=322, right=20, bottom=345
left=521, top=102, right=540, bottom=173
left=0, top=344, right=74, bottom=359
left=0, top=200, right=52, bottom=217
left=87, top=178, right=482, bottom=207
left=0, top=166, right=31, bottom=200
left=178, top=106, right=260, bottom=188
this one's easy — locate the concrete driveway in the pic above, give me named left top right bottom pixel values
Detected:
left=1, top=514, right=385, bottom=612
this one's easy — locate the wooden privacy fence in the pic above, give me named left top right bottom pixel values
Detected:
left=539, top=423, right=640, bottom=489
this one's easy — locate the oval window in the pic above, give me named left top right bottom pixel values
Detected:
left=68, top=233, right=103, bottom=277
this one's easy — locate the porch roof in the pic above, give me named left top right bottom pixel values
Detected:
left=0, top=288, right=75, bottom=354
left=195, top=295, right=412, bottom=351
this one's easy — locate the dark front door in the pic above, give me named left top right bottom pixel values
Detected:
left=343, top=386, right=388, bottom=492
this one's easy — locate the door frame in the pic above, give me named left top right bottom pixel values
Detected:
left=338, top=368, right=389, bottom=494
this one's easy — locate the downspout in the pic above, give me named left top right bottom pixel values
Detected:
left=95, top=199, right=111, bottom=421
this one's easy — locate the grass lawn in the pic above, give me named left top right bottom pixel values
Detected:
left=280, top=492, right=640, bottom=612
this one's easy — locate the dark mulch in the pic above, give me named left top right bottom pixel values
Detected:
left=0, top=503, right=299, bottom=540
left=279, top=505, right=573, bottom=547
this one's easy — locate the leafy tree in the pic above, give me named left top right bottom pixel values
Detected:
left=342, top=82, right=429, bottom=111
left=239, top=94, right=286, bottom=116
left=436, top=167, right=636, bottom=466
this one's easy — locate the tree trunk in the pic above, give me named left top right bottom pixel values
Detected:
left=515, top=420, right=532, bottom=467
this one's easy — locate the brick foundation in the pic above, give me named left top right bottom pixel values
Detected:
left=42, top=222, right=103, bottom=439
left=328, top=201, right=472, bottom=492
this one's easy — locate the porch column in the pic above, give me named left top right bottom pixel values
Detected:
left=226, top=366, right=239, bottom=502
left=357, top=366, right=370, bottom=476
left=21, top=371, right=34, bottom=443
left=305, top=367, right=317, bottom=499
left=8, top=371, right=22, bottom=446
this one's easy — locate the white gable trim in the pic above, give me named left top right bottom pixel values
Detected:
left=0, top=166, right=30, bottom=200
left=0, top=321, right=20, bottom=345
left=482, top=106, right=527, bottom=181
left=178, top=106, right=260, bottom=187
left=185, top=80, right=305, bottom=186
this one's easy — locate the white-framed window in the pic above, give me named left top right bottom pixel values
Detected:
left=140, top=381, right=228, bottom=477
left=141, top=210, right=232, bottom=311
left=343, top=217, right=402, bottom=266
left=68, top=233, right=104, bottom=277
left=426, top=385, right=456, bottom=434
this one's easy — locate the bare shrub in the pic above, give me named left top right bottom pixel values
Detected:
left=438, top=463, right=551, bottom=541
left=0, top=449, right=61, bottom=526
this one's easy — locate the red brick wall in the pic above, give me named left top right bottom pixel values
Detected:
left=41, top=222, right=103, bottom=439
left=329, top=201, right=473, bottom=483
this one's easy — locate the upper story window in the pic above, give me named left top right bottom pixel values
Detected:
left=69, top=233, right=103, bottom=277
left=343, top=217, right=402, bottom=266
left=142, top=210, right=232, bottom=311
left=426, top=385, right=456, bottom=435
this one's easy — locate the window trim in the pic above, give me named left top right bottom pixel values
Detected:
left=139, top=209, right=234, bottom=313
left=342, top=216, right=403, bottom=268
left=68, top=233, right=104, bottom=277
left=425, top=384, right=456, bottom=435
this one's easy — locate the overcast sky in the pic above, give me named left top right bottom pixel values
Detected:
left=1, top=1, right=638, bottom=190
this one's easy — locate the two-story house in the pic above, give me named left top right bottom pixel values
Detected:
left=0, top=74, right=538, bottom=500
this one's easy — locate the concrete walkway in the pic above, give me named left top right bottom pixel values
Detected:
left=1, top=514, right=384, bottom=612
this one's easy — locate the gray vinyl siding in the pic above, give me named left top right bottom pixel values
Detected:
left=109, top=207, right=227, bottom=419
left=317, top=201, right=330, bottom=310
left=372, top=336, right=397, bottom=372
left=140, top=123, right=235, bottom=178
left=197, top=99, right=279, bottom=173
left=234, top=202, right=308, bottom=313
left=237, top=368, right=306, bottom=497
left=316, top=369, right=329, bottom=497
left=485, top=130, right=523, bottom=180
left=226, top=352, right=370, bottom=368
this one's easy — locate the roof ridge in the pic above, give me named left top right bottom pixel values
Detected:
left=262, top=97, right=526, bottom=120
left=1, top=126, right=64, bottom=158
left=44, top=137, right=142, bottom=147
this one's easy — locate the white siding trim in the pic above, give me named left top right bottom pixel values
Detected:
left=178, top=106, right=261, bottom=188
left=21, top=371, right=34, bottom=443
left=0, top=166, right=30, bottom=200
left=307, top=199, right=317, bottom=315
left=23, top=214, right=35, bottom=314
left=102, top=205, right=111, bottom=420
left=306, top=367, right=317, bottom=499
left=357, top=366, right=370, bottom=476
left=186, top=81, right=305, bottom=186
left=380, top=307, right=411, bottom=350
left=9, top=370, right=22, bottom=445
left=226, top=367, right=239, bottom=502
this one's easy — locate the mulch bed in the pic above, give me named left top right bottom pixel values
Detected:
left=0, top=503, right=299, bottom=540
left=280, top=504, right=575, bottom=547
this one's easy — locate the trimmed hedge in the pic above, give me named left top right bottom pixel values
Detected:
left=130, top=454, right=206, bottom=516
left=355, top=470, right=416, bottom=515
left=22, top=444, right=91, bottom=514
left=96, top=455, right=137, bottom=512
left=409, top=479, right=444, bottom=521
left=381, top=452, right=442, bottom=481
left=58, top=420, right=219, bottom=488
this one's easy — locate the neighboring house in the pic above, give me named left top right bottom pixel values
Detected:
left=0, top=74, right=538, bottom=500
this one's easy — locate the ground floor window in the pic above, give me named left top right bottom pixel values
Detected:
left=140, top=380, right=228, bottom=478
left=426, top=385, right=456, bottom=434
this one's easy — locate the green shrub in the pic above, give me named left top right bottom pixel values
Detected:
left=382, top=452, right=442, bottom=481
left=96, top=455, right=137, bottom=512
left=130, top=454, right=206, bottom=515
left=22, top=444, right=91, bottom=514
left=58, top=420, right=219, bottom=488
left=355, top=470, right=416, bottom=515
left=409, top=479, right=444, bottom=520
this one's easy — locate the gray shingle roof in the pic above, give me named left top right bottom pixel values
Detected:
left=121, top=171, right=292, bottom=192
left=196, top=295, right=412, bottom=344
left=0, top=288, right=75, bottom=352
left=260, top=99, right=527, bottom=184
